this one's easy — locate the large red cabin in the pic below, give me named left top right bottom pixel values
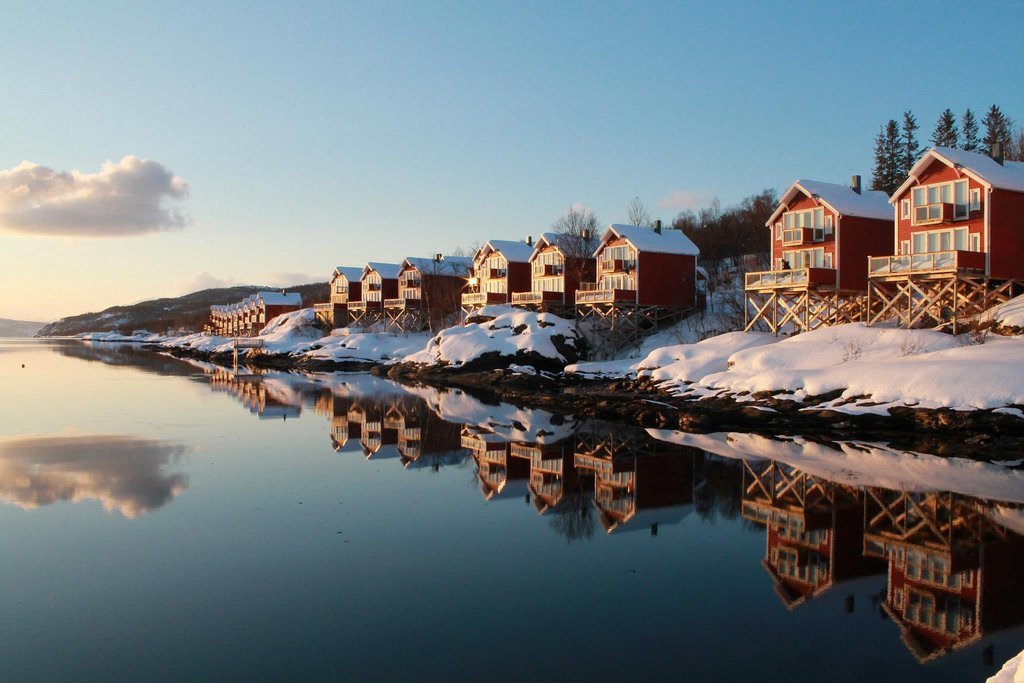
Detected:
left=386, top=256, right=472, bottom=331
left=511, top=232, right=595, bottom=309
left=871, top=146, right=1024, bottom=279
left=753, top=177, right=892, bottom=292
left=315, top=266, right=363, bottom=329
left=576, top=224, right=701, bottom=309
left=461, top=239, right=534, bottom=310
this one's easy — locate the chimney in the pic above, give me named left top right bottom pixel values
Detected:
left=993, top=142, right=1005, bottom=166
left=526, top=235, right=533, bottom=246
left=434, top=253, right=443, bottom=262
left=851, top=175, right=862, bottom=194
left=280, top=288, right=286, bottom=295
left=654, top=219, right=662, bottom=234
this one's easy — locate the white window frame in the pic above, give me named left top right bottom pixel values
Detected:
left=900, top=240, right=910, bottom=255
left=775, top=223, right=782, bottom=240
left=901, top=199, right=910, bottom=220
left=911, top=179, right=970, bottom=225
left=824, top=215, right=834, bottom=237
left=969, top=188, right=981, bottom=211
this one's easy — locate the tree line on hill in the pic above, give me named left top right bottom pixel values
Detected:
left=871, top=104, right=1021, bottom=195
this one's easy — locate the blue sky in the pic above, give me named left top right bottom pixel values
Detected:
left=1, top=0, right=1022, bottom=321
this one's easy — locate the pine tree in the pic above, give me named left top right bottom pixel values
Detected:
left=871, top=119, right=902, bottom=196
left=930, top=108, right=959, bottom=148
left=982, top=104, right=1012, bottom=156
left=961, top=109, right=980, bottom=152
left=900, top=111, right=920, bottom=176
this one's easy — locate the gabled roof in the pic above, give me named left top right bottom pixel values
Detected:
left=332, top=266, right=364, bottom=283
left=528, top=232, right=595, bottom=262
left=596, top=224, right=700, bottom=257
left=362, top=262, right=403, bottom=280
left=403, top=256, right=473, bottom=277
left=890, top=146, right=1024, bottom=201
left=257, top=291, right=303, bottom=307
left=478, top=239, right=535, bottom=263
left=768, top=180, right=892, bottom=224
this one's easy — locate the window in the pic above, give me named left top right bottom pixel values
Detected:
left=824, top=215, right=833, bottom=236
left=911, top=179, right=969, bottom=225
left=911, top=227, right=971, bottom=253
left=901, top=199, right=910, bottom=219
left=970, top=188, right=981, bottom=211
left=783, top=207, right=824, bottom=233
left=775, top=223, right=782, bottom=240
left=783, top=247, right=827, bottom=269
left=900, top=240, right=910, bottom=255
left=970, top=233, right=981, bottom=251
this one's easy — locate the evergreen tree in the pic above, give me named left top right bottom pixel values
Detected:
left=870, top=120, right=902, bottom=196
left=982, top=104, right=1012, bottom=156
left=930, top=108, right=959, bottom=148
left=900, top=111, right=921, bottom=176
left=961, top=109, right=980, bottom=152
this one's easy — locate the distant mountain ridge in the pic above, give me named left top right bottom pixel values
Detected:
left=0, top=318, right=48, bottom=337
left=36, top=283, right=329, bottom=337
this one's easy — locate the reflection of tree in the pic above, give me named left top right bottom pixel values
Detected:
left=693, top=454, right=743, bottom=522
left=548, top=482, right=595, bottom=543
left=0, top=435, right=189, bottom=518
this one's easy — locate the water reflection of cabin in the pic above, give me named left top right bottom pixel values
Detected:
left=741, top=459, right=882, bottom=608
left=461, top=239, right=534, bottom=315
left=345, top=400, right=398, bottom=457
left=385, top=256, right=472, bottom=333
left=207, top=369, right=301, bottom=419
left=866, top=146, right=1024, bottom=332
left=511, top=232, right=595, bottom=315
left=349, top=262, right=402, bottom=329
left=315, top=266, right=363, bottom=330
left=745, top=177, right=891, bottom=334
left=863, top=488, right=1024, bottom=662
left=508, top=438, right=581, bottom=514
left=574, top=427, right=695, bottom=534
left=461, top=427, right=530, bottom=500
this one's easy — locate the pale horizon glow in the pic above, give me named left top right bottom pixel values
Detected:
left=1, top=1, right=1022, bottom=322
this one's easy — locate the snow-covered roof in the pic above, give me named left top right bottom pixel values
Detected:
left=403, top=256, right=473, bottom=277
left=479, top=239, right=535, bottom=263
left=891, top=146, right=1024, bottom=200
left=768, top=180, right=892, bottom=224
left=332, top=266, right=364, bottom=283
left=597, top=224, right=700, bottom=256
left=362, top=262, right=403, bottom=280
left=257, top=291, right=303, bottom=307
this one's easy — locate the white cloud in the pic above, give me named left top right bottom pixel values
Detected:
left=0, top=155, right=193, bottom=237
left=266, top=271, right=322, bottom=287
left=179, top=271, right=322, bottom=295
left=656, top=189, right=715, bottom=211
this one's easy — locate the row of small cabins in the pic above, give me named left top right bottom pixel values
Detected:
left=207, top=291, right=304, bottom=337
left=210, top=144, right=1024, bottom=341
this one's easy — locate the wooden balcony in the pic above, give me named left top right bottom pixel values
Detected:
left=912, top=202, right=954, bottom=226
left=745, top=267, right=837, bottom=290
left=868, top=250, right=985, bottom=277
left=511, top=290, right=564, bottom=305
left=575, top=284, right=636, bottom=304
left=348, top=299, right=382, bottom=311
left=384, top=297, right=420, bottom=309
left=329, top=293, right=349, bottom=305
left=598, top=258, right=636, bottom=274
left=461, top=291, right=507, bottom=306
left=782, top=227, right=817, bottom=246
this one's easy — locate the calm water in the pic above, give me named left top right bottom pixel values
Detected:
left=1, top=338, right=1023, bottom=683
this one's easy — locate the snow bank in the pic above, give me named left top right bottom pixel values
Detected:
left=304, top=329, right=431, bottom=365
left=991, top=294, right=1024, bottom=330
left=403, top=308, right=583, bottom=370
left=987, top=648, right=1024, bottom=683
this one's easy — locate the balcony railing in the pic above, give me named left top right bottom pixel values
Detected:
left=599, top=258, right=636, bottom=274
left=782, top=227, right=820, bottom=245
left=575, top=284, right=636, bottom=304
left=383, top=298, right=406, bottom=308
left=744, top=267, right=836, bottom=290
left=868, top=250, right=986, bottom=277
left=912, top=202, right=953, bottom=226
left=511, top=290, right=563, bottom=305
left=330, top=293, right=349, bottom=305
left=461, top=291, right=507, bottom=306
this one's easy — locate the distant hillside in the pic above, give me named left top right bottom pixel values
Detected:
left=36, top=283, right=329, bottom=337
left=0, top=318, right=48, bottom=337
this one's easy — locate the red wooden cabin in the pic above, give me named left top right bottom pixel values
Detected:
left=461, top=239, right=534, bottom=310
left=576, top=224, right=701, bottom=308
left=752, top=177, right=892, bottom=292
left=253, top=291, right=303, bottom=334
left=871, top=146, right=1024, bottom=279
left=386, top=256, right=472, bottom=331
left=511, top=232, right=596, bottom=309
left=315, top=266, right=363, bottom=329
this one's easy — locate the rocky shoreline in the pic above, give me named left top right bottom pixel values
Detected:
left=157, top=343, right=1024, bottom=458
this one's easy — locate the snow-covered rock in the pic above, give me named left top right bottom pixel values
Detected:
left=988, top=648, right=1024, bottom=683
left=403, top=308, right=584, bottom=371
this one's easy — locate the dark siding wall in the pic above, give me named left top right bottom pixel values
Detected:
left=988, top=189, right=1024, bottom=279
left=638, top=252, right=696, bottom=307
left=838, top=216, right=893, bottom=290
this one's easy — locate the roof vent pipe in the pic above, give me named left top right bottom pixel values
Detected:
left=851, top=175, right=862, bottom=194
left=526, top=235, right=533, bottom=246
left=992, top=142, right=1005, bottom=166
left=654, top=219, right=662, bottom=234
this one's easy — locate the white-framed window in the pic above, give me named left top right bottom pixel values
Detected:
left=970, top=188, right=981, bottom=211
left=782, top=207, right=824, bottom=233
left=775, top=223, right=782, bottom=240
left=911, top=179, right=969, bottom=224
left=901, top=199, right=911, bottom=219
left=900, top=240, right=910, bottom=255
left=824, top=215, right=834, bottom=236
left=970, top=233, right=981, bottom=251
left=911, top=226, right=970, bottom=253
left=783, top=247, right=827, bottom=269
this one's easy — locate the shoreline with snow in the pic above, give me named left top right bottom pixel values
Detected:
left=64, top=300, right=1024, bottom=446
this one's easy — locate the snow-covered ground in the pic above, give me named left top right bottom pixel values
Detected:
left=571, top=321, right=1024, bottom=415
left=988, top=648, right=1024, bottom=683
